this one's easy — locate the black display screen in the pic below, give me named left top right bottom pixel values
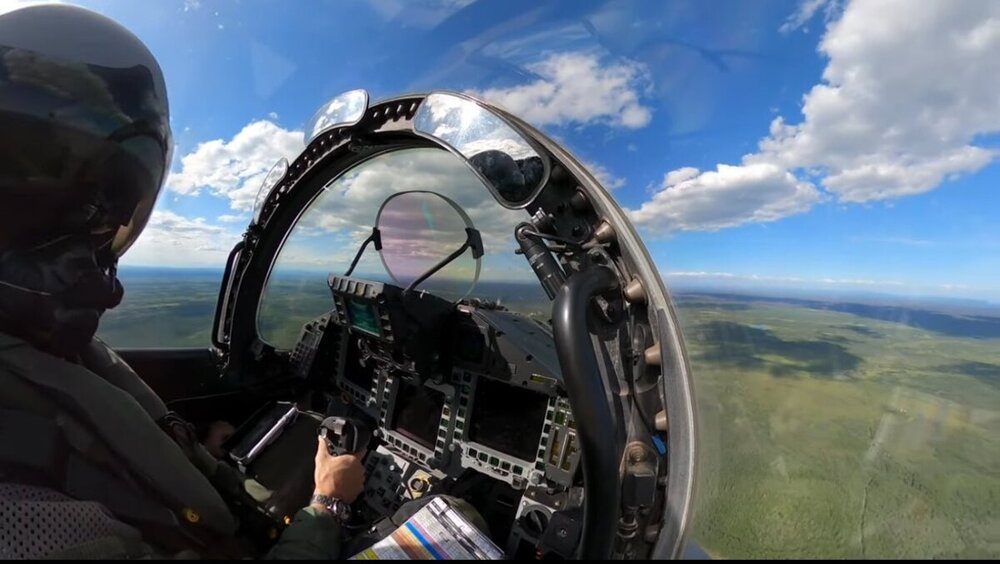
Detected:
left=391, top=381, right=444, bottom=450
left=343, top=337, right=376, bottom=391
left=469, top=378, right=548, bottom=462
left=455, top=325, right=485, bottom=365
left=347, top=298, right=381, bottom=336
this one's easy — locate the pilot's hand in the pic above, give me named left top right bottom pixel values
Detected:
left=312, top=437, right=365, bottom=503
left=203, top=420, right=236, bottom=459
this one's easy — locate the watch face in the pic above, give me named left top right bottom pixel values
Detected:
left=311, top=494, right=350, bottom=520
left=331, top=500, right=350, bottom=520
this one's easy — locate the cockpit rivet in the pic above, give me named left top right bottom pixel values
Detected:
left=624, top=278, right=646, bottom=304
left=645, top=343, right=661, bottom=366
left=594, top=220, right=616, bottom=244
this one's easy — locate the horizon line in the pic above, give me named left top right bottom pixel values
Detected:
left=118, top=264, right=998, bottom=306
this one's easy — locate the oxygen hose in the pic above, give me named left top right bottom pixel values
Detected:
left=515, top=223, right=567, bottom=300
left=552, top=266, right=621, bottom=560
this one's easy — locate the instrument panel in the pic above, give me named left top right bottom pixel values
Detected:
left=288, top=277, right=582, bottom=497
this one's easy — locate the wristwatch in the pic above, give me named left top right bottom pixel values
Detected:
left=310, top=493, right=351, bottom=522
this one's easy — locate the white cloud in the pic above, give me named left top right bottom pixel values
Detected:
left=273, top=148, right=537, bottom=283
left=630, top=163, right=820, bottom=232
left=166, top=120, right=304, bottom=211
left=779, top=0, right=841, bottom=33
left=123, top=210, right=241, bottom=267
left=368, top=0, right=474, bottom=29
left=471, top=51, right=652, bottom=129
left=268, top=111, right=279, bottom=120
left=158, top=121, right=537, bottom=278
left=580, top=160, right=625, bottom=191
left=753, top=0, right=1000, bottom=202
left=296, top=149, right=525, bottom=253
left=633, top=0, right=1000, bottom=232
left=663, top=167, right=699, bottom=187
left=183, top=0, right=200, bottom=12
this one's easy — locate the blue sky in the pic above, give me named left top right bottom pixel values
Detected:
left=6, top=0, right=998, bottom=301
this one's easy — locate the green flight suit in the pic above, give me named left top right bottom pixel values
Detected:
left=0, top=331, right=341, bottom=559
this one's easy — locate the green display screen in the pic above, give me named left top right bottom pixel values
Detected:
left=347, top=298, right=381, bottom=336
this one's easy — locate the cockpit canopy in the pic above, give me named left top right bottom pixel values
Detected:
left=258, top=147, right=547, bottom=349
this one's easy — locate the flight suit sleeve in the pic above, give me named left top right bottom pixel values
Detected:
left=266, top=506, right=344, bottom=560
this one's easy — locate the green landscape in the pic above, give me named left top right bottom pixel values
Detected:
left=98, top=269, right=1000, bottom=558
left=679, top=294, right=1000, bottom=559
left=98, top=270, right=336, bottom=349
left=98, top=269, right=223, bottom=348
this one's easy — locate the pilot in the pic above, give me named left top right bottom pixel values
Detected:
left=0, top=4, right=364, bottom=559
left=469, top=149, right=529, bottom=202
left=467, top=149, right=544, bottom=204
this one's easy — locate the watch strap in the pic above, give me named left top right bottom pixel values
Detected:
left=310, top=493, right=350, bottom=521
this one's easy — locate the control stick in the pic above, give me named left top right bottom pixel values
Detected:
left=318, top=416, right=372, bottom=456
